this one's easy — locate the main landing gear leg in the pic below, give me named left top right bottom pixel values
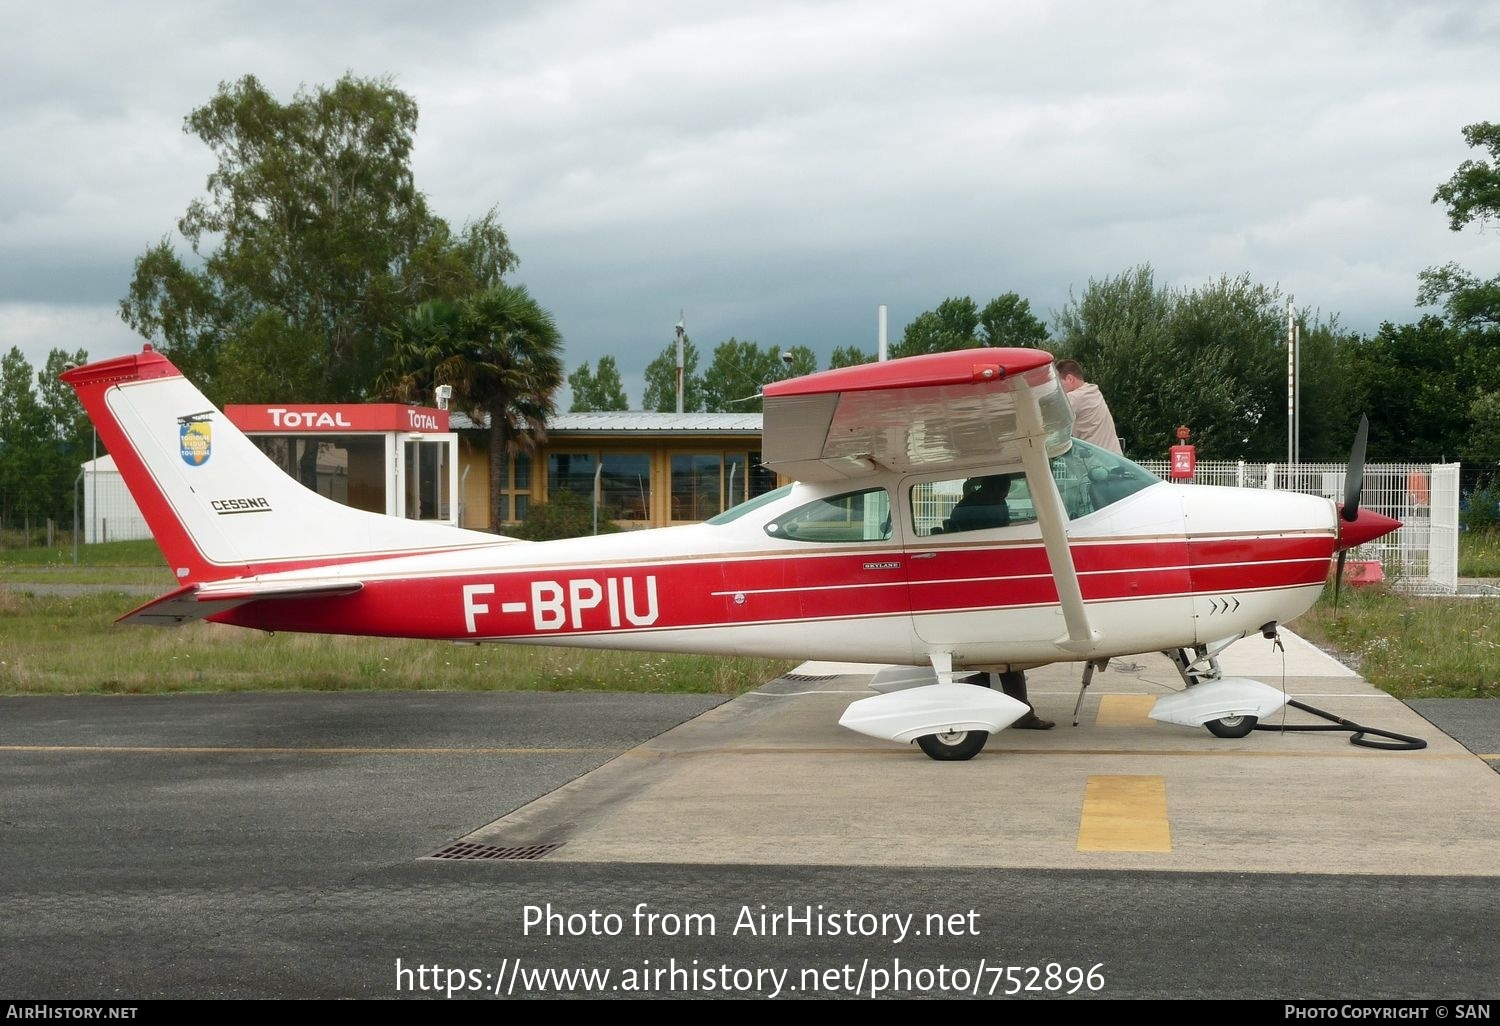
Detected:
left=1071, top=660, right=1108, bottom=727
left=1163, top=636, right=1259, bottom=739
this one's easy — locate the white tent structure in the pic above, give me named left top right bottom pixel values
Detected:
left=81, top=454, right=152, bottom=543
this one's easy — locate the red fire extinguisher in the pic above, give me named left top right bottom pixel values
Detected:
left=1169, top=426, right=1196, bottom=480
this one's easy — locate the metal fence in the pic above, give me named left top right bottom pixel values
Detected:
left=1138, top=460, right=1461, bottom=594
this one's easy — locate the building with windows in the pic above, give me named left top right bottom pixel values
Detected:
left=84, top=405, right=776, bottom=541
left=454, top=411, right=776, bottom=530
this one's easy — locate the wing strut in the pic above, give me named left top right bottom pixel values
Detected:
left=1013, top=380, right=1098, bottom=653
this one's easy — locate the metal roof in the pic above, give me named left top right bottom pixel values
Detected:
left=451, top=411, right=763, bottom=435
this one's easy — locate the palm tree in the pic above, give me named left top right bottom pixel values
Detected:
left=381, top=285, right=564, bottom=532
left=377, top=299, right=464, bottom=402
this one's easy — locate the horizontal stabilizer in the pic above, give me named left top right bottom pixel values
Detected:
left=120, top=579, right=365, bottom=627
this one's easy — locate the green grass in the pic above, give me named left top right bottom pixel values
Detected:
left=0, top=541, right=795, bottom=695
left=1291, top=586, right=1500, bottom=699
left=1459, top=529, right=1500, bottom=577
left=0, top=590, right=793, bottom=696
left=0, top=539, right=174, bottom=589
left=0, top=538, right=163, bottom=566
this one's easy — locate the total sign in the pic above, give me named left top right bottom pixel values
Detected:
left=225, top=404, right=450, bottom=433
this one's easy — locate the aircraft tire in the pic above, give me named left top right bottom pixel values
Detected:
left=916, top=730, right=989, bottom=761
left=1205, top=715, right=1257, bottom=739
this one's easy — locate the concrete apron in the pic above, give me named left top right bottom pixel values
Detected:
left=462, top=631, right=1500, bottom=874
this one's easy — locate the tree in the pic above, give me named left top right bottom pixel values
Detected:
left=891, top=297, right=981, bottom=359
left=701, top=339, right=817, bottom=413
left=36, top=348, right=92, bottom=530
left=978, top=292, right=1049, bottom=348
left=1464, top=391, right=1500, bottom=478
left=642, top=336, right=704, bottom=412
left=828, top=345, right=874, bottom=368
left=1432, top=121, right=1500, bottom=232
left=120, top=73, right=517, bottom=404
left=1340, top=316, right=1473, bottom=462
left=382, top=284, right=563, bottom=532
left=567, top=355, right=629, bottom=412
left=1418, top=121, right=1500, bottom=328
left=508, top=488, right=623, bottom=541
left=891, top=293, right=1049, bottom=359
left=1416, top=263, right=1500, bottom=329
left=1291, top=316, right=1363, bottom=461
left=0, top=348, right=48, bottom=529
left=1053, top=266, right=1293, bottom=459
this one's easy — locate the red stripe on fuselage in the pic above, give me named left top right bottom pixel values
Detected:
left=212, top=534, right=1336, bottom=640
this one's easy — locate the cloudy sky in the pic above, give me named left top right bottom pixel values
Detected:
left=4, top=0, right=1498, bottom=404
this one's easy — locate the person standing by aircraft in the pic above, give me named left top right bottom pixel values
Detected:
left=996, top=671, right=1055, bottom=730
left=991, top=359, right=1119, bottom=730
left=1055, top=359, right=1123, bottom=454
left=943, top=475, right=1054, bottom=727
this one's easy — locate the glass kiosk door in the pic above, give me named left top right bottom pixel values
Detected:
left=397, top=434, right=459, bottom=523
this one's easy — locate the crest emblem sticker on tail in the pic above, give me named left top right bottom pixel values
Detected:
left=178, top=415, right=212, bottom=467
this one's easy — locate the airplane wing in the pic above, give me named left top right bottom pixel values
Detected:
left=759, top=349, right=1074, bottom=481
left=120, top=579, right=365, bottom=626
left=762, top=349, right=1097, bottom=650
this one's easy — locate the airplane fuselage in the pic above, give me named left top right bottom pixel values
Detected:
left=208, top=475, right=1338, bottom=671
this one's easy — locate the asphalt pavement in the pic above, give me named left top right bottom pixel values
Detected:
left=2, top=632, right=1498, bottom=1001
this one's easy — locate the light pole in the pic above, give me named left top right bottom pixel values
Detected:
left=674, top=314, right=685, bottom=415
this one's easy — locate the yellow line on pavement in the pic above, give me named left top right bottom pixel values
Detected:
left=1077, top=774, right=1172, bottom=852
left=1094, top=694, right=1159, bottom=727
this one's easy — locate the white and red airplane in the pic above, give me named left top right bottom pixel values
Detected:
left=62, top=345, right=1399, bottom=761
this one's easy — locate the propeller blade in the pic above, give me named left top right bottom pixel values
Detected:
left=1334, top=550, right=1346, bottom=609
left=1343, top=414, right=1369, bottom=522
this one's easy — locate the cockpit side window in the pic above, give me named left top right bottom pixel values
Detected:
left=764, top=488, right=892, bottom=543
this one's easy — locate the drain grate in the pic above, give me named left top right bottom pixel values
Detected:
left=428, top=840, right=563, bottom=861
left=779, top=673, right=840, bottom=682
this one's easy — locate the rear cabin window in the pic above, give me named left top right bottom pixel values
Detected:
left=912, top=473, right=1034, bottom=538
left=764, top=488, right=892, bottom=544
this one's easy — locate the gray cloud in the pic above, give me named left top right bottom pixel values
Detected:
left=3, top=0, right=1498, bottom=388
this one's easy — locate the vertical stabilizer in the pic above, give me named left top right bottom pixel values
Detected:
left=62, top=346, right=509, bottom=584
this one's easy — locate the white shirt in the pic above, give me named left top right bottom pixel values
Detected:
left=1067, top=383, right=1123, bottom=454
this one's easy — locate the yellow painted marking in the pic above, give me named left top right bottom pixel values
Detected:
left=1077, top=775, right=1172, bottom=852
left=1093, top=694, right=1158, bottom=727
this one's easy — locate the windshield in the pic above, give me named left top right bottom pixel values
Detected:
left=707, top=483, right=794, bottom=525
left=1050, top=440, right=1161, bottom=519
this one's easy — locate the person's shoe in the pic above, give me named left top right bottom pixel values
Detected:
left=1012, top=711, right=1055, bottom=730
